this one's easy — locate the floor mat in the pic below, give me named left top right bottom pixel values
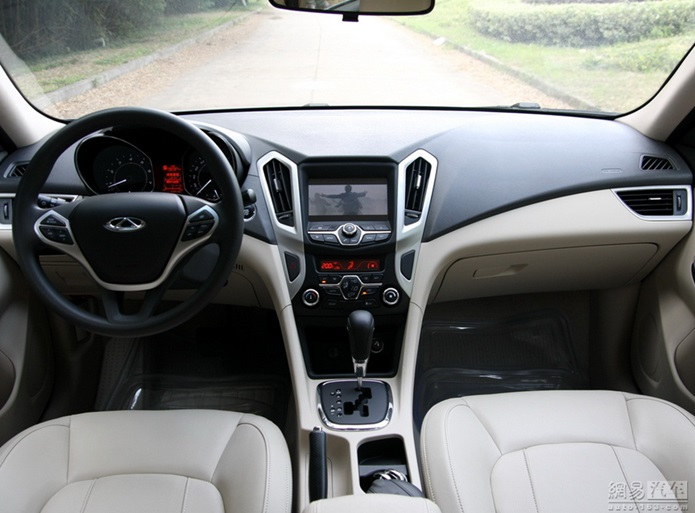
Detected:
left=414, top=311, right=587, bottom=425
left=111, top=375, right=290, bottom=427
left=97, top=305, right=291, bottom=428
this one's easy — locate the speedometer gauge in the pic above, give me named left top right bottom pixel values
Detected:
left=100, top=147, right=154, bottom=192
left=184, top=152, right=221, bottom=202
left=76, top=136, right=155, bottom=194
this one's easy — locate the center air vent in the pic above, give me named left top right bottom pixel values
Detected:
left=404, top=157, right=432, bottom=225
left=641, top=155, right=675, bottom=171
left=263, top=158, right=294, bottom=227
left=616, top=188, right=688, bottom=218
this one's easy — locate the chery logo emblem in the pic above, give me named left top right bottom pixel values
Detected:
left=104, top=217, right=146, bottom=232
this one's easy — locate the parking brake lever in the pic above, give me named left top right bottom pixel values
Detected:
left=347, top=310, right=374, bottom=390
left=309, top=427, right=327, bottom=501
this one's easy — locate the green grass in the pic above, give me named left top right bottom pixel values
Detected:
left=26, top=7, right=252, bottom=93
left=398, top=0, right=695, bottom=112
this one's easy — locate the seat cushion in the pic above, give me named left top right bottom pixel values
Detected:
left=421, top=390, right=695, bottom=513
left=0, top=409, right=292, bottom=513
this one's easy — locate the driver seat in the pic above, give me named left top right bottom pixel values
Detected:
left=0, top=409, right=292, bottom=513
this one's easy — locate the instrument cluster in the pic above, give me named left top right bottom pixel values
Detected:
left=75, top=127, right=245, bottom=202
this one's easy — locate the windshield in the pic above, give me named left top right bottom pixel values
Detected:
left=0, top=0, right=693, bottom=118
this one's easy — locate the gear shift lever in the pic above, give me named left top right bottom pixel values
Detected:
left=347, top=310, right=374, bottom=389
left=318, top=310, right=389, bottom=427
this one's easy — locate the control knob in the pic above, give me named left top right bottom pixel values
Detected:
left=382, top=287, right=400, bottom=306
left=303, top=288, right=320, bottom=307
left=342, top=223, right=358, bottom=238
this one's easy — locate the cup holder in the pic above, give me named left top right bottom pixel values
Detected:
left=357, top=437, right=409, bottom=492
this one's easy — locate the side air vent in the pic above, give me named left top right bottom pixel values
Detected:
left=616, top=188, right=688, bottom=217
left=5, top=161, right=29, bottom=178
left=404, top=157, right=432, bottom=225
left=641, top=155, right=675, bottom=171
left=263, top=158, right=294, bottom=227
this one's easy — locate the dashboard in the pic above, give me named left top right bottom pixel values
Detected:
left=1, top=110, right=692, bottom=303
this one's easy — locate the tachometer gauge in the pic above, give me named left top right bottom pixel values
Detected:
left=184, top=152, right=221, bottom=202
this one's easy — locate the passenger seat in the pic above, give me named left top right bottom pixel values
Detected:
left=420, top=390, right=695, bottom=513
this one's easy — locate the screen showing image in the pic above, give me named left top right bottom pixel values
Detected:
left=308, top=179, right=388, bottom=219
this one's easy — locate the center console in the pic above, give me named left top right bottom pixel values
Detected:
left=258, top=150, right=437, bottom=506
left=293, top=162, right=409, bottom=381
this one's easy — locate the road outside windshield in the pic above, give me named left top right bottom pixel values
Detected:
left=0, top=0, right=693, bottom=117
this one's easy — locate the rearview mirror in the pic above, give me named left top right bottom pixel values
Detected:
left=270, top=0, right=434, bottom=16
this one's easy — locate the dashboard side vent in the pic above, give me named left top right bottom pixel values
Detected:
left=404, top=157, right=432, bottom=225
left=616, top=188, right=687, bottom=217
left=5, top=161, right=29, bottom=178
left=641, top=155, right=674, bottom=171
left=263, top=158, right=294, bottom=227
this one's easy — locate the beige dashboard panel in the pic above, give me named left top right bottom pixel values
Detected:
left=433, top=243, right=658, bottom=302
left=413, top=190, right=692, bottom=310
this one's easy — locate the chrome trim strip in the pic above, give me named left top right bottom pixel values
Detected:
left=257, top=151, right=306, bottom=298
left=395, top=150, right=438, bottom=295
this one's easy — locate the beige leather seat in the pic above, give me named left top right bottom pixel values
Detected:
left=421, top=390, right=695, bottom=513
left=0, top=409, right=292, bottom=513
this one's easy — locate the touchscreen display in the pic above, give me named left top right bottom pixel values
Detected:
left=308, top=179, right=388, bottom=218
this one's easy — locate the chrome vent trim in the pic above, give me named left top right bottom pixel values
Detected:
left=614, top=186, right=691, bottom=221
left=641, top=155, right=675, bottom=171
left=5, top=161, right=29, bottom=178
left=396, top=150, right=438, bottom=296
left=263, top=158, right=294, bottom=227
left=257, top=151, right=304, bottom=297
left=404, top=157, right=433, bottom=226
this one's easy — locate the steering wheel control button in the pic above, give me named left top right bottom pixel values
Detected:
left=37, top=212, right=74, bottom=245
left=181, top=207, right=218, bottom=242
left=303, top=289, right=320, bottom=307
left=382, top=287, right=400, bottom=306
left=189, top=210, right=215, bottom=223
left=39, top=226, right=73, bottom=244
left=42, top=215, right=66, bottom=227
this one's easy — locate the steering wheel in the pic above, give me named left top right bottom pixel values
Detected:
left=13, top=108, right=244, bottom=337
